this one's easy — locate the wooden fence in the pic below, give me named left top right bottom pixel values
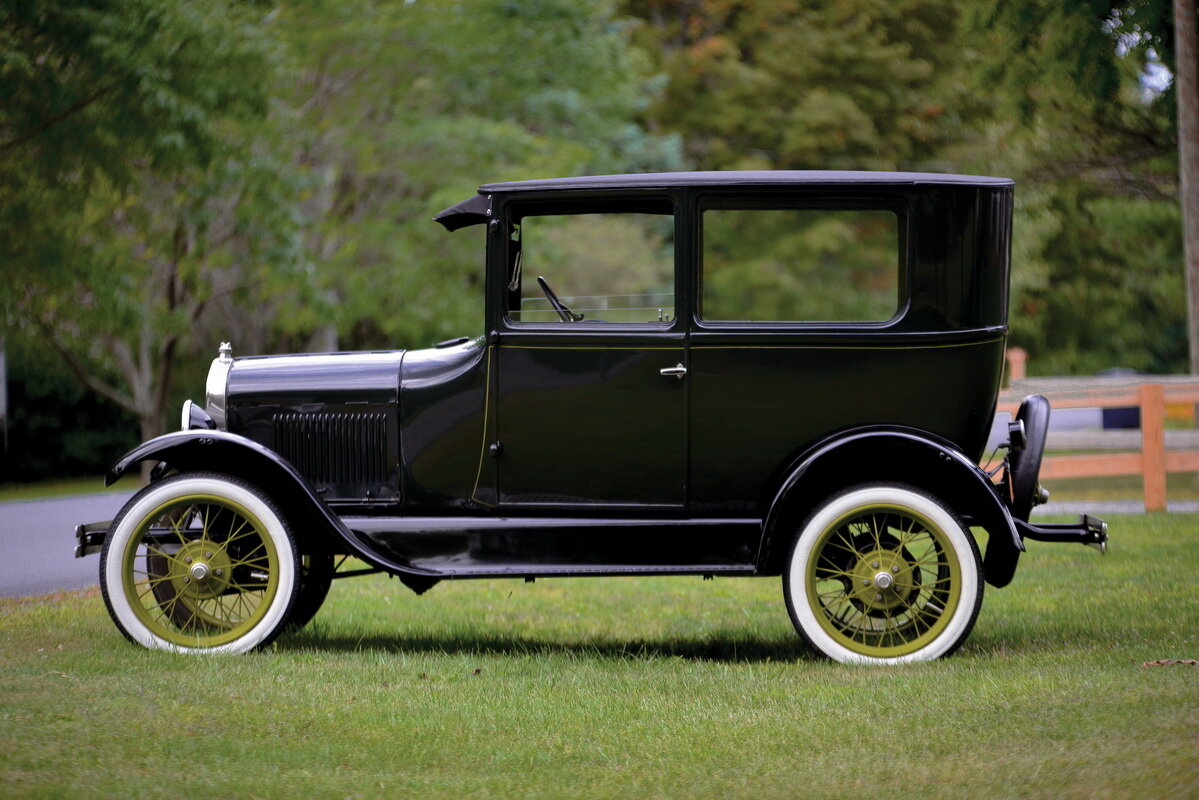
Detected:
left=997, top=376, right=1199, bottom=511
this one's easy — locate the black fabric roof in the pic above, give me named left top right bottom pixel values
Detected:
left=433, top=192, right=491, bottom=230
left=435, top=171, right=1013, bottom=230
left=477, top=170, right=1013, bottom=193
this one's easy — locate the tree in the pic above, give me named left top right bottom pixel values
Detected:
left=1174, top=0, right=1199, bottom=373
left=1, top=0, right=304, bottom=443
left=2, top=0, right=681, bottom=459
left=964, top=0, right=1188, bottom=374
left=623, top=0, right=972, bottom=170
left=269, top=0, right=682, bottom=351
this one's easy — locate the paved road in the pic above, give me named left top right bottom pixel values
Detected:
left=1032, top=500, right=1199, bottom=515
left=0, top=491, right=135, bottom=598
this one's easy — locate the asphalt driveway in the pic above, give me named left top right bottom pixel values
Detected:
left=0, top=490, right=135, bottom=598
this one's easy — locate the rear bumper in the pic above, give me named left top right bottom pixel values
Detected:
left=1015, top=514, right=1109, bottom=554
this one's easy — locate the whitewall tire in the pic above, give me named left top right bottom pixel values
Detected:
left=783, top=484, right=983, bottom=664
left=99, top=473, right=300, bottom=654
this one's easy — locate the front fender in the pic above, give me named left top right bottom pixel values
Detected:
left=105, top=430, right=438, bottom=577
left=760, top=427, right=1025, bottom=588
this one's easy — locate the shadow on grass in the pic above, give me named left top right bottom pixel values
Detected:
left=276, top=628, right=815, bottom=663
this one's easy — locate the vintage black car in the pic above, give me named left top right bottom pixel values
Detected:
left=76, top=171, right=1108, bottom=662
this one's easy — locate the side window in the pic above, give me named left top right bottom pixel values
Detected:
left=701, top=204, right=900, bottom=323
left=508, top=209, right=675, bottom=325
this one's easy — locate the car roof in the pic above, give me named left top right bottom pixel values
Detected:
left=478, top=170, right=1014, bottom=193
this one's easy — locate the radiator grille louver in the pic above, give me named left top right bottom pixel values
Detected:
left=273, top=411, right=388, bottom=487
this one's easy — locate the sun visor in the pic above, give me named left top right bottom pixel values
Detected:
left=433, top=193, right=491, bottom=231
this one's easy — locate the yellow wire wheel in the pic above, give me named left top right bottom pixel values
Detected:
left=784, top=484, right=983, bottom=663
left=100, top=473, right=300, bottom=654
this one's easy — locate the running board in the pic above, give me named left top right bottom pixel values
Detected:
left=1014, top=514, right=1109, bottom=555
left=342, top=515, right=762, bottom=578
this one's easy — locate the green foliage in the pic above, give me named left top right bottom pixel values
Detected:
left=0, top=0, right=270, bottom=188
left=1, top=0, right=300, bottom=442
left=1, top=0, right=1194, bottom=468
left=625, top=0, right=969, bottom=170
left=968, top=0, right=1124, bottom=120
left=1, top=0, right=682, bottom=466
left=1009, top=187, right=1187, bottom=374
left=273, top=0, right=682, bottom=348
left=960, top=0, right=1185, bottom=373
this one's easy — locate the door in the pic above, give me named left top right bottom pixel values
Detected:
left=493, top=198, right=686, bottom=508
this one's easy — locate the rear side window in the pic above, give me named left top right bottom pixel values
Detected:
left=701, top=205, right=900, bottom=323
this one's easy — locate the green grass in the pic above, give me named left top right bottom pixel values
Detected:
left=1043, top=472, right=1199, bottom=502
left=2, top=515, right=1198, bottom=798
left=0, top=476, right=128, bottom=502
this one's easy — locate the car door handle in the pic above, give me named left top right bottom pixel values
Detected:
left=660, top=364, right=687, bottom=380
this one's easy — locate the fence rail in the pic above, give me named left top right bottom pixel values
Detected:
left=997, top=377, right=1199, bottom=511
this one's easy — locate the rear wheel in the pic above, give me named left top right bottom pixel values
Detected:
left=100, top=473, right=300, bottom=654
left=783, top=484, right=983, bottom=663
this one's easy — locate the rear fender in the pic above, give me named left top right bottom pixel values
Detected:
left=760, top=428, right=1025, bottom=588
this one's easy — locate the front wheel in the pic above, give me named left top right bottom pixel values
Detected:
left=286, top=551, right=335, bottom=631
left=783, top=484, right=982, bottom=664
left=100, top=473, right=300, bottom=654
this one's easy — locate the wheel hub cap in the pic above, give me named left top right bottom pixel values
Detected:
left=850, top=548, right=914, bottom=611
left=174, top=540, right=233, bottom=599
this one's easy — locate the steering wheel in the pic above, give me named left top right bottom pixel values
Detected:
left=537, top=275, right=583, bottom=322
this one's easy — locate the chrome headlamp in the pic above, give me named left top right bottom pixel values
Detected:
left=204, top=341, right=234, bottom=430
left=180, top=399, right=215, bottom=431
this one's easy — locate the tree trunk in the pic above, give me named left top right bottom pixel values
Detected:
left=139, top=412, right=160, bottom=484
left=1176, top=0, right=1199, bottom=374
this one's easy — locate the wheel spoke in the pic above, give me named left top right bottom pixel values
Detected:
left=136, top=575, right=177, bottom=596
left=224, top=517, right=256, bottom=545
left=237, top=590, right=256, bottom=620
left=825, top=536, right=860, bottom=559
left=227, top=552, right=268, bottom=569
left=909, top=550, right=945, bottom=568
left=869, top=514, right=882, bottom=553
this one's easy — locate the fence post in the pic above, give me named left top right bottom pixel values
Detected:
left=1141, top=383, right=1167, bottom=511
left=1006, top=347, right=1027, bottom=384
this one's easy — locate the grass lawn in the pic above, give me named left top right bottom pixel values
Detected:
left=2, top=514, right=1198, bottom=799
left=1042, top=472, right=1199, bottom=502
left=0, top=476, right=126, bottom=503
